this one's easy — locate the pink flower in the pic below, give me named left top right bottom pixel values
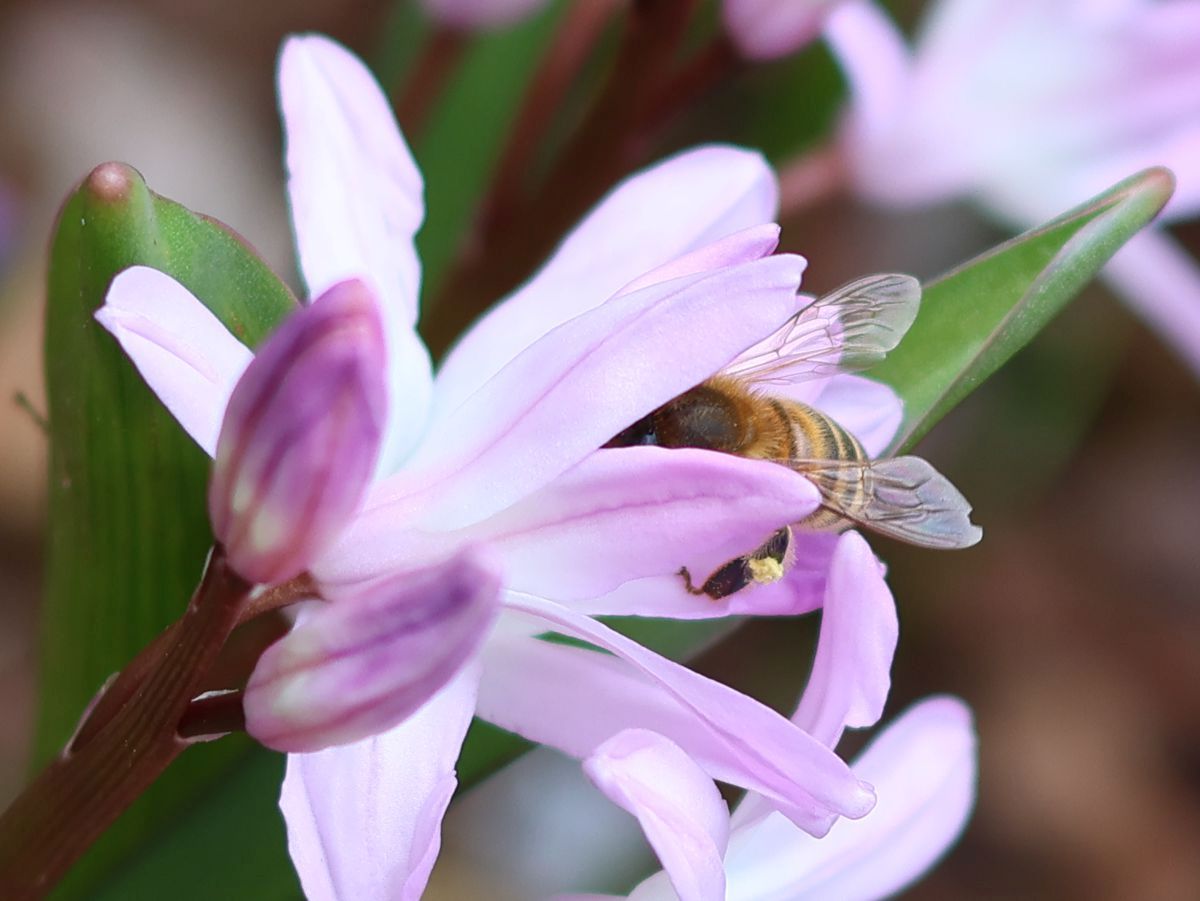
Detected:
left=723, top=0, right=846, bottom=61
left=565, top=531, right=974, bottom=900
left=419, top=0, right=553, bottom=30
left=826, top=0, right=1200, bottom=374
left=95, top=33, right=923, bottom=897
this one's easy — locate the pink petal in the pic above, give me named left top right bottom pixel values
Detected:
left=96, top=266, right=253, bottom=457
left=399, top=254, right=807, bottom=530
left=615, top=224, right=781, bottom=296
left=585, top=730, right=729, bottom=901
left=419, top=0, right=553, bottom=28
left=278, top=34, right=432, bottom=468
left=720, top=697, right=977, bottom=900
left=567, top=527, right=839, bottom=621
left=245, top=549, right=500, bottom=751
left=209, top=280, right=387, bottom=585
left=722, top=0, right=840, bottom=61
left=433, top=146, right=781, bottom=417
left=1102, top=228, right=1200, bottom=379
left=318, top=445, right=819, bottom=595
left=479, top=598, right=876, bottom=837
left=279, top=665, right=480, bottom=901
left=792, top=531, right=896, bottom=745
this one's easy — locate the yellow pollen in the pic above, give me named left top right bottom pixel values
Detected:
left=746, top=556, right=785, bottom=585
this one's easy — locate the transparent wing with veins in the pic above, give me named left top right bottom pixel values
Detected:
left=788, top=455, right=982, bottom=550
left=726, top=273, right=920, bottom=386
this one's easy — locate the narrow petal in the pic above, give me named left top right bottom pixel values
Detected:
left=96, top=266, right=253, bottom=457
left=317, top=445, right=819, bottom=594
left=479, top=598, right=876, bottom=836
left=209, top=280, right=387, bottom=584
left=279, top=665, right=480, bottom=901
left=398, top=254, right=807, bottom=530
left=615, top=224, right=781, bottom=296
left=278, top=34, right=432, bottom=468
left=433, top=146, right=781, bottom=417
left=792, top=531, right=897, bottom=746
left=723, top=0, right=839, bottom=61
left=825, top=1, right=912, bottom=150
left=719, top=697, right=977, bottom=901
left=1101, top=228, right=1200, bottom=379
left=245, top=549, right=500, bottom=751
left=585, top=730, right=729, bottom=901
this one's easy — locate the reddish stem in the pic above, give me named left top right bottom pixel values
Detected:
left=393, top=27, right=468, bottom=141
left=0, top=549, right=252, bottom=899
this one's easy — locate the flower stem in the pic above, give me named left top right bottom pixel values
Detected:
left=393, top=26, right=468, bottom=141
left=0, top=548, right=252, bottom=899
left=423, top=0, right=700, bottom=360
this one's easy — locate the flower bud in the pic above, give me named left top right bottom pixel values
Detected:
left=723, top=0, right=842, bottom=61
left=244, top=549, right=501, bottom=752
left=208, top=279, right=386, bottom=584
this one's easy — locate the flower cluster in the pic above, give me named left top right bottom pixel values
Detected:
left=97, top=29, right=980, bottom=901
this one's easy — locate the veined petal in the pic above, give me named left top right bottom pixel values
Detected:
left=279, top=665, right=480, bottom=901
left=1102, top=228, right=1200, bottom=379
left=434, top=145, right=781, bottom=417
left=209, top=280, right=387, bottom=584
left=96, top=266, right=253, bottom=457
left=244, top=549, right=500, bottom=751
left=278, top=34, right=432, bottom=468
left=570, top=529, right=838, bottom=621
left=585, top=730, right=729, bottom=901
left=318, top=445, right=819, bottom=594
left=399, top=254, right=807, bottom=530
left=718, top=697, right=977, bottom=901
left=479, top=597, right=876, bottom=836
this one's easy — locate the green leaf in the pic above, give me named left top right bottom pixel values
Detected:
left=40, top=163, right=299, bottom=898
left=871, top=167, right=1175, bottom=454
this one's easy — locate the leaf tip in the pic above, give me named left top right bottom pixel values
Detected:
left=83, top=162, right=143, bottom=205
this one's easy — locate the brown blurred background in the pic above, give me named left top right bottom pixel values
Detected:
left=1, top=1, right=1198, bottom=898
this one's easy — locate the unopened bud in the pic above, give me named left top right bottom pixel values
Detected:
left=208, top=279, right=386, bottom=584
left=723, top=0, right=842, bottom=61
left=243, top=549, right=501, bottom=752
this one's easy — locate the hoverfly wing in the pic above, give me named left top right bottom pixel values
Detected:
left=789, top=455, right=982, bottom=550
left=726, top=273, right=921, bottom=387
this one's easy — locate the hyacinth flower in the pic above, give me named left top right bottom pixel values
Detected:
left=88, top=33, right=982, bottom=897
left=556, top=530, right=975, bottom=900
left=826, top=0, right=1200, bottom=374
left=576, top=698, right=976, bottom=901
left=722, top=0, right=845, bottom=61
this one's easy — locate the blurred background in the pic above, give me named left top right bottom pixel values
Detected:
left=1, top=0, right=1198, bottom=898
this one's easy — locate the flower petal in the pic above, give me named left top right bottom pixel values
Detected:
left=317, top=445, right=820, bottom=594
left=479, top=598, right=876, bottom=837
left=1102, top=229, right=1200, bottom=379
left=433, top=146, right=781, bottom=417
left=398, top=254, right=807, bottom=530
left=722, top=0, right=839, bottom=62
left=278, top=664, right=480, bottom=901
left=245, top=549, right=499, bottom=752
left=209, top=280, right=387, bottom=584
left=571, top=529, right=839, bottom=621
left=719, top=697, right=977, bottom=901
left=585, top=730, right=729, bottom=901
left=96, top=266, right=253, bottom=457
left=278, top=34, right=432, bottom=468
left=792, top=531, right=896, bottom=745
left=419, top=0, right=553, bottom=29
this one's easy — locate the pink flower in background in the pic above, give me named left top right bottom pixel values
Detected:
left=419, top=0, right=553, bottom=30
left=96, top=33, right=925, bottom=898
left=722, top=0, right=845, bottom=61
left=826, top=0, right=1200, bottom=374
